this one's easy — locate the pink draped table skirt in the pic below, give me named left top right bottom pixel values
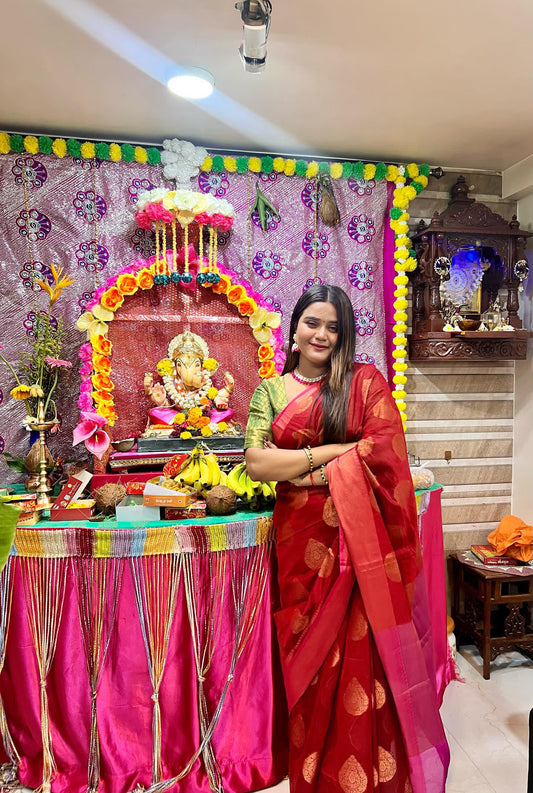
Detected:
left=0, top=514, right=289, bottom=793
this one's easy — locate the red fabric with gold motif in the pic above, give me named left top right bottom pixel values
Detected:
left=271, top=364, right=448, bottom=793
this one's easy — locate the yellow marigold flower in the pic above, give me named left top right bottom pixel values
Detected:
left=306, top=161, right=319, bottom=178
left=394, top=250, right=407, bottom=260
left=0, top=132, right=10, bottom=154
left=80, top=142, right=95, bottom=159
left=202, top=156, right=212, bottom=171
left=217, top=421, right=228, bottom=432
left=134, top=146, right=148, bottom=163
left=393, top=196, right=409, bottom=210
left=109, top=143, right=122, bottom=161
left=29, top=385, right=44, bottom=397
left=392, top=349, right=407, bottom=359
left=330, top=162, right=343, bottom=179
left=200, top=425, right=213, bottom=437
left=393, top=323, right=407, bottom=334
left=392, top=336, right=406, bottom=348
left=395, top=222, right=409, bottom=235
left=224, top=156, right=237, bottom=172
left=156, top=359, right=174, bottom=377
left=404, top=257, right=417, bottom=272
left=404, top=185, right=417, bottom=200
left=180, top=431, right=192, bottom=439
left=393, top=374, right=407, bottom=385
left=363, top=163, right=376, bottom=180
left=393, top=311, right=408, bottom=322
left=406, top=163, right=419, bottom=178
left=207, top=387, right=218, bottom=399
left=273, top=157, right=285, bottom=173
left=284, top=159, right=296, bottom=176
left=394, top=298, right=408, bottom=310
left=394, top=287, right=408, bottom=298
left=174, top=413, right=186, bottom=424
left=415, top=174, right=428, bottom=188
left=396, top=400, right=406, bottom=412
left=24, top=135, right=39, bottom=154
left=247, top=157, right=260, bottom=172
left=203, top=358, right=218, bottom=372
left=188, top=406, right=203, bottom=421
left=386, top=165, right=399, bottom=181
left=392, top=361, right=408, bottom=372
left=53, top=138, right=67, bottom=158
left=10, top=384, right=31, bottom=400
left=394, top=275, right=409, bottom=286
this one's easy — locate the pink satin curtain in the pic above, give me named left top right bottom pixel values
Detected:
left=0, top=553, right=288, bottom=793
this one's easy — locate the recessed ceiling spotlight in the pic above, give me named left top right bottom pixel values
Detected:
left=167, top=68, right=214, bottom=99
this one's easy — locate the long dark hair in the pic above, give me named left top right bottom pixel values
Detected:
left=282, top=284, right=356, bottom=442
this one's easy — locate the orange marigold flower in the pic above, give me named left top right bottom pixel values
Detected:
left=227, top=285, right=245, bottom=304
left=137, top=268, right=154, bottom=290
left=238, top=298, right=257, bottom=317
left=101, top=287, right=124, bottom=312
left=188, top=406, right=203, bottom=421
left=212, top=274, right=231, bottom=294
left=116, top=273, right=138, bottom=295
left=200, top=397, right=210, bottom=405
left=195, top=416, right=211, bottom=428
left=91, top=334, right=112, bottom=356
left=92, top=373, right=114, bottom=391
left=92, top=353, right=111, bottom=375
left=92, top=390, right=114, bottom=404
left=258, top=360, right=277, bottom=378
left=258, top=344, right=274, bottom=362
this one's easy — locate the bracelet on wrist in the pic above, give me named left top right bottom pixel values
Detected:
left=303, top=445, right=314, bottom=472
left=320, top=464, right=329, bottom=486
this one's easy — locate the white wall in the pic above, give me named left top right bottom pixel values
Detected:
left=512, top=190, right=533, bottom=521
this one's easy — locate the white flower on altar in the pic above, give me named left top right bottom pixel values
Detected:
left=215, top=198, right=235, bottom=217
left=136, top=187, right=167, bottom=210
left=173, top=190, right=198, bottom=211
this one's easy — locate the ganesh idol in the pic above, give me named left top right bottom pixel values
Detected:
left=143, top=331, right=237, bottom=437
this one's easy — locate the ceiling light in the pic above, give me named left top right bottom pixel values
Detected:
left=235, top=0, right=272, bottom=74
left=167, top=69, right=214, bottom=99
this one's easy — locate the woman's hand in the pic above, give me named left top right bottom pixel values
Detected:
left=263, top=438, right=277, bottom=449
left=289, top=472, right=313, bottom=487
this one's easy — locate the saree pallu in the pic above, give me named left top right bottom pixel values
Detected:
left=272, top=364, right=449, bottom=793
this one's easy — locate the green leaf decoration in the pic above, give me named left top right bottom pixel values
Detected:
left=38, top=136, right=53, bottom=154
left=10, top=135, right=24, bottom=153
left=121, top=143, right=135, bottom=162
left=211, top=155, right=224, bottom=173
left=0, top=502, right=18, bottom=573
left=147, top=148, right=161, bottom=165
left=375, top=162, right=388, bottom=181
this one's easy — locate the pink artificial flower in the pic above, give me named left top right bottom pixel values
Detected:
left=73, top=411, right=110, bottom=460
left=44, top=357, right=72, bottom=369
left=79, top=343, right=93, bottom=362
left=93, top=286, right=106, bottom=302
left=78, top=393, right=93, bottom=412
left=135, top=210, right=153, bottom=230
left=195, top=212, right=211, bottom=226
left=176, top=244, right=198, bottom=266
left=211, top=214, right=233, bottom=232
left=79, top=362, right=93, bottom=379
left=145, top=203, right=174, bottom=223
left=80, top=380, right=92, bottom=394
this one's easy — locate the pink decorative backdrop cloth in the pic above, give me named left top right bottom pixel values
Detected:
left=0, top=152, right=392, bottom=478
left=0, top=549, right=288, bottom=793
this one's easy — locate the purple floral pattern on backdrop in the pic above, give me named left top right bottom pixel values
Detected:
left=354, top=308, right=377, bottom=336
left=75, top=241, right=109, bottom=272
left=348, top=178, right=375, bottom=196
left=0, top=150, right=390, bottom=482
left=264, top=296, right=282, bottom=314
left=16, top=209, right=51, bottom=241
left=19, top=261, right=52, bottom=290
left=252, top=250, right=284, bottom=279
left=259, top=172, right=278, bottom=183
left=302, top=231, right=329, bottom=259
left=348, top=261, right=374, bottom=291
left=355, top=351, right=376, bottom=364
left=348, top=213, right=376, bottom=244
left=73, top=190, right=107, bottom=222
left=303, top=277, right=323, bottom=292
left=0, top=437, right=4, bottom=454
left=198, top=171, right=229, bottom=196
left=301, top=181, right=321, bottom=211
left=12, top=157, right=47, bottom=189
left=128, top=178, right=155, bottom=203
left=73, top=157, right=101, bottom=170
left=251, top=207, right=279, bottom=231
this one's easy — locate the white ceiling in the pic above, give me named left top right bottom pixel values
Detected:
left=2, top=0, right=532, bottom=171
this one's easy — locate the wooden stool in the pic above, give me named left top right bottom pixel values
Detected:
left=450, top=553, right=533, bottom=679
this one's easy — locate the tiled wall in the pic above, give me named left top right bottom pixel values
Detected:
left=407, top=171, right=517, bottom=553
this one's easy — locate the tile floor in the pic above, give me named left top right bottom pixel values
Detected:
left=5, top=644, right=532, bottom=792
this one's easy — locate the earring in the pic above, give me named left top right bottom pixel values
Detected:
left=291, top=334, right=299, bottom=353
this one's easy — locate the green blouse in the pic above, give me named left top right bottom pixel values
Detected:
left=244, top=377, right=288, bottom=450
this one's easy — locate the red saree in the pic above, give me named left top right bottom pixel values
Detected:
left=272, top=364, right=449, bottom=793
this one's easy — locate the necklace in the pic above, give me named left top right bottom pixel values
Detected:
left=162, top=372, right=212, bottom=409
left=292, top=368, right=326, bottom=384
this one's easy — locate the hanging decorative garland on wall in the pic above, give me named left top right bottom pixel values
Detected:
left=1, top=131, right=431, bottom=430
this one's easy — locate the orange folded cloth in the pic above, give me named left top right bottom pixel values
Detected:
left=488, top=515, right=533, bottom=563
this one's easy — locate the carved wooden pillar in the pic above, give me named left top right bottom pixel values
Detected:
left=506, top=220, right=521, bottom=328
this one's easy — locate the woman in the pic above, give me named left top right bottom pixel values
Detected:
left=245, top=285, right=449, bottom=793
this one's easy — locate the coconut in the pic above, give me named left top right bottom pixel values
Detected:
left=93, top=483, right=126, bottom=515
left=206, top=485, right=237, bottom=516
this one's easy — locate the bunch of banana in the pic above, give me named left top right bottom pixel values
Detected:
left=226, top=462, right=277, bottom=509
left=174, top=447, right=224, bottom=496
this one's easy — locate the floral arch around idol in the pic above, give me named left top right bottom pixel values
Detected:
left=138, top=331, right=244, bottom=453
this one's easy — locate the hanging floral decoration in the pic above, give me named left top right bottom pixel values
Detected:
left=134, top=189, right=234, bottom=286
left=75, top=253, right=284, bottom=453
